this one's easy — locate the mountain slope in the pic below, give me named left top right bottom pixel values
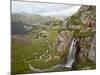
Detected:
left=11, top=13, right=60, bottom=26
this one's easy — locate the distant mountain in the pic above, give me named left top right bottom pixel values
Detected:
left=11, top=13, right=61, bottom=35
left=51, top=15, right=67, bottom=20
left=11, top=13, right=60, bottom=26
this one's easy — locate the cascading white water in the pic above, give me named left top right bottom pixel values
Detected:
left=65, top=38, right=76, bottom=68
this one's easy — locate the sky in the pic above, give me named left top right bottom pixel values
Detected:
left=12, top=1, right=81, bottom=18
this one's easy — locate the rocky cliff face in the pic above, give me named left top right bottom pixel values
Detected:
left=56, top=5, right=96, bottom=69
left=67, top=5, right=96, bottom=27
left=73, top=5, right=96, bottom=63
left=78, top=35, right=96, bottom=63
left=56, top=31, right=72, bottom=52
left=88, top=35, right=96, bottom=62
left=56, top=31, right=72, bottom=61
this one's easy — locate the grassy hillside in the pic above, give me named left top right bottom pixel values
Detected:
left=11, top=5, right=96, bottom=74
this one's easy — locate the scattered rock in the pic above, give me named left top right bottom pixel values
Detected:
left=82, top=67, right=91, bottom=70
left=54, top=56, right=60, bottom=60
left=45, top=55, right=52, bottom=62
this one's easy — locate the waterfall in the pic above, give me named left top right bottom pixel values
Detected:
left=65, top=38, right=76, bottom=68
left=28, top=39, right=77, bottom=72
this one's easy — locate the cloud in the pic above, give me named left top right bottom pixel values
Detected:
left=12, top=1, right=81, bottom=17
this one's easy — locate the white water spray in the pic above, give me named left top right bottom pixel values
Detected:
left=65, top=38, right=76, bottom=68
